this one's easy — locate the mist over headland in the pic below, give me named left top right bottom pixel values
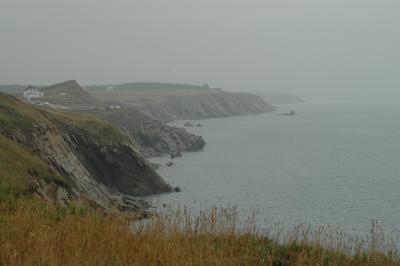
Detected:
left=1, top=0, right=399, bottom=100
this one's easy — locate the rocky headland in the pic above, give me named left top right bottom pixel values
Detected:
left=137, top=91, right=274, bottom=122
left=87, top=107, right=206, bottom=157
left=0, top=81, right=274, bottom=214
left=89, top=82, right=274, bottom=122
left=0, top=93, right=172, bottom=213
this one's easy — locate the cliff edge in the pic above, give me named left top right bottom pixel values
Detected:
left=89, top=83, right=274, bottom=122
left=0, top=93, right=172, bottom=212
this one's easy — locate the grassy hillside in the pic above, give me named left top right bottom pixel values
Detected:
left=0, top=93, right=50, bottom=123
left=40, top=80, right=100, bottom=107
left=0, top=92, right=122, bottom=144
left=0, top=135, right=58, bottom=195
left=0, top=92, right=130, bottom=197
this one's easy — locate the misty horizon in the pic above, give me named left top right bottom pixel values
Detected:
left=1, top=0, right=399, bottom=99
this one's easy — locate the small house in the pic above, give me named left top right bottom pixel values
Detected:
left=23, top=85, right=44, bottom=101
left=108, top=105, right=121, bottom=110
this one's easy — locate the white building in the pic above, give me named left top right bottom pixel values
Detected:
left=109, top=105, right=121, bottom=110
left=23, top=85, right=44, bottom=101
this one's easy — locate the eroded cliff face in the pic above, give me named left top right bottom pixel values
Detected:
left=138, top=91, right=274, bottom=122
left=94, top=108, right=205, bottom=157
left=31, top=124, right=171, bottom=210
left=0, top=93, right=172, bottom=212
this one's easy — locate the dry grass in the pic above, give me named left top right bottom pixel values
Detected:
left=0, top=197, right=399, bottom=266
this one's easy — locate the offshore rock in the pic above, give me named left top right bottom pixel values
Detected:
left=184, top=122, right=194, bottom=127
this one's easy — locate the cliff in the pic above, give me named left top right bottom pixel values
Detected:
left=22, top=80, right=206, bottom=157
left=144, top=91, right=274, bottom=121
left=89, top=83, right=274, bottom=122
left=0, top=93, right=172, bottom=212
left=86, top=107, right=205, bottom=157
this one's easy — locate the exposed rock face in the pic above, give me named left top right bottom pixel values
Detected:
left=0, top=92, right=172, bottom=212
left=31, top=124, right=171, bottom=211
left=32, top=124, right=171, bottom=196
left=95, top=108, right=206, bottom=157
left=139, top=91, right=274, bottom=122
left=31, top=179, right=77, bottom=206
left=89, top=83, right=274, bottom=121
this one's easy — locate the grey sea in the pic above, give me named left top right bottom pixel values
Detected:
left=149, top=99, right=400, bottom=235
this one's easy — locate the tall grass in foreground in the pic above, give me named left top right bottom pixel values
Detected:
left=0, top=197, right=399, bottom=266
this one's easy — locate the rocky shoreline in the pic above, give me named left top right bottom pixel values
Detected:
left=135, top=91, right=274, bottom=122
left=88, top=107, right=206, bottom=158
left=0, top=80, right=275, bottom=216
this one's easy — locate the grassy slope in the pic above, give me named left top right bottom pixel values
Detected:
left=0, top=91, right=126, bottom=143
left=0, top=135, right=54, bottom=195
left=54, top=111, right=127, bottom=145
left=0, top=93, right=67, bottom=195
left=40, top=80, right=100, bottom=106
left=0, top=199, right=398, bottom=266
left=0, top=93, right=50, bottom=124
left=0, top=92, right=127, bottom=195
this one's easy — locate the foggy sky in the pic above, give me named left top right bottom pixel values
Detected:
left=1, top=0, right=399, bottom=98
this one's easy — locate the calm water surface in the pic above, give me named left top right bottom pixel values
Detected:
left=148, top=99, right=400, bottom=234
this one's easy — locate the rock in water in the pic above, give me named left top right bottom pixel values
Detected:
left=166, top=162, right=174, bottom=167
left=280, top=110, right=296, bottom=116
left=170, top=151, right=182, bottom=159
left=184, top=122, right=194, bottom=127
left=151, top=163, right=161, bottom=170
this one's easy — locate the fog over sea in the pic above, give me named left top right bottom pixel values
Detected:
left=149, top=99, right=400, bottom=235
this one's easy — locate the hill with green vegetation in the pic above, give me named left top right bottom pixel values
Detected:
left=39, top=80, right=101, bottom=107
left=0, top=92, right=171, bottom=210
left=0, top=134, right=65, bottom=196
